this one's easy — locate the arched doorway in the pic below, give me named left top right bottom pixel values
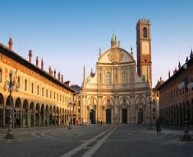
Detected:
left=15, top=98, right=22, bottom=127
left=49, top=106, right=53, bottom=125
left=0, top=93, right=4, bottom=127
left=106, top=108, right=111, bottom=124
left=40, top=104, right=44, bottom=126
left=35, top=104, right=40, bottom=126
left=90, top=109, right=96, bottom=124
left=23, top=99, right=28, bottom=127
left=45, top=105, right=49, bottom=126
left=30, top=102, right=34, bottom=127
left=122, top=109, right=127, bottom=124
left=138, top=108, right=143, bottom=124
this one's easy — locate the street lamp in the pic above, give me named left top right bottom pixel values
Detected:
left=178, top=63, right=193, bottom=141
left=68, top=101, right=72, bottom=129
left=149, top=100, right=152, bottom=126
left=3, top=70, right=19, bottom=139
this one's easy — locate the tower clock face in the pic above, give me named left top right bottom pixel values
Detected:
left=142, top=41, right=149, bottom=54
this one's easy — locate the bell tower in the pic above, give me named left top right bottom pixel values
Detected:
left=136, top=19, right=152, bottom=85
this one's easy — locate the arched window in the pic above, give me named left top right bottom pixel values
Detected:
left=25, top=79, right=27, bottom=91
left=0, top=69, right=2, bottom=82
left=143, top=27, right=147, bottom=38
left=106, top=72, right=111, bottom=84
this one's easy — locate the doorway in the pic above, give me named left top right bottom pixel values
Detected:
left=122, top=109, right=127, bottom=124
left=138, top=108, right=143, bottom=124
left=90, top=109, right=96, bottom=124
left=106, top=109, right=111, bottom=124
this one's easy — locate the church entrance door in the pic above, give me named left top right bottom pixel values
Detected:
left=138, top=109, right=143, bottom=124
left=90, top=109, right=96, bottom=124
left=106, top=109, right=111, bottom=124
left=122, top=109, right=127, bottom=124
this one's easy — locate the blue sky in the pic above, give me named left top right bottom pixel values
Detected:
left=1, top=0, right=193, bottom=86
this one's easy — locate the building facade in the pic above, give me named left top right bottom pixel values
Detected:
left=0, top=38, right=76, bottom=128
left=81, top=19, right=155, bottom=125
left=158, top=52, right=193, bottom=126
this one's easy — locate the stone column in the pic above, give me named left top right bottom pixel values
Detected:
left=127, top=107, right=130, bottom=124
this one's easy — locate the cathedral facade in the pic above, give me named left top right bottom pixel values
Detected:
left=81, top=19, right=154, bottom=125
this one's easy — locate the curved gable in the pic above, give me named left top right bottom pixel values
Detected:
left=98, top=47, right=135, bottom=64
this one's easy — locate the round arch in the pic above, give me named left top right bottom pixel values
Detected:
left=6, top=95, right=13, bottom=106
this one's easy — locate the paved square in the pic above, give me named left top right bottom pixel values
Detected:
left=0, top=125, right=193, bottom=157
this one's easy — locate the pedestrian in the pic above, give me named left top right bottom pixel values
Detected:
left=156, top=119, right=161, bottom=134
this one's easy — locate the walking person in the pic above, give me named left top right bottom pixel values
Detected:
left=156, top=118, right=161, bottom=134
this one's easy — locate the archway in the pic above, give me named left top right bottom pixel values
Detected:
left=35, top=104, right=40, bottom=126
left=90, top=109, right=96, bottom=124
left=122, top=109, right=127, bottom=124
left=0, top=93, right=4, bottom=127
left=45, top=105, right=49, bottom=126
left=23, top=99, right=28, bottom=127
left=30, top=102, right=34, bottom=127
left=138, top=108, right=143, bottom=124
left=40, top=104, right=44, bottom=126
left=106, top=108, right=111, bottom=124
left=15, top=98, right=22, bottom=127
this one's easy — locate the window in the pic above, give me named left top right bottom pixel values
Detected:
left=42, top=87, right=44, bottom=97
left=153, top=108, right=155, bottom=112
left=25, top=79, right=27, bottom=91
left=46, top=89, right=48, bottom=98
left=37, top=85, right=39, bottom=95
left=54, top=92, right=55, bottom=100
left=106, top=72, right=111, bottom=84
left=0, top=69, right=2, bottom=82
left=50, top=91, right=52, bottom=99
left=143, top=27, right=147, bottom=38
left=31, top=83, right=34, bottom=93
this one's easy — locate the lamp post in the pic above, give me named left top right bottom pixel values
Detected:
left=149, top=100, right=152, bottom=126
left=68, top=101, right=72, bottom=129
left=178, top=63, right=192, bottom=141
left=3, top=70, right=19, bottom=139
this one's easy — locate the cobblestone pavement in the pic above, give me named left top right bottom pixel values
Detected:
left=0, top=125, right=193, bottom=157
